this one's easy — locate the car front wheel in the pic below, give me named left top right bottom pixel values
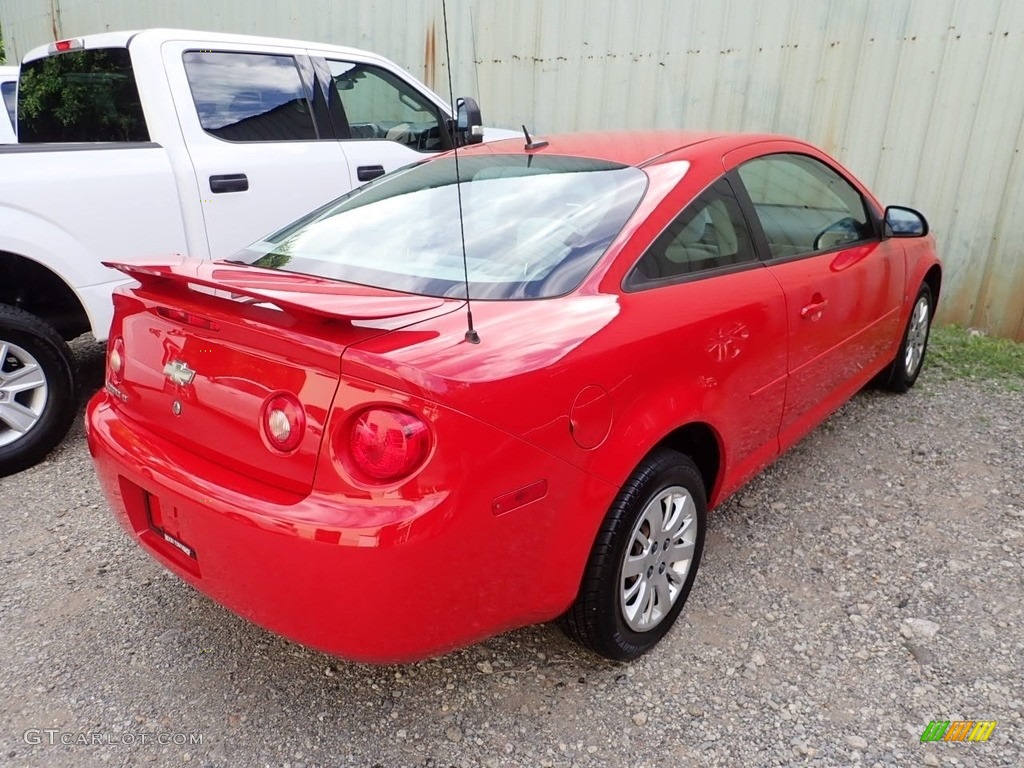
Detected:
left=881, top=283, right=933, bottom=393
left=0, top=305, right=77, bottom=477
left=560, top=448, right=706, bottom=661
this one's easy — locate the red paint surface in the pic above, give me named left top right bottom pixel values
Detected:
left=87, top=131, right=941, bottom=662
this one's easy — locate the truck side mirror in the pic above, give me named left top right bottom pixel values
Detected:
left=455, top=97, right=484, bottom=146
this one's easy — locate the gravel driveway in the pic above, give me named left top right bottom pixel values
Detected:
left=1, top=339, right=1021, bottom=768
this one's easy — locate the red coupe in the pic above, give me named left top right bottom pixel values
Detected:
left=87, top=131, right=941, bottom=662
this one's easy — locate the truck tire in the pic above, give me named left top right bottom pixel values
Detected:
left=0, top=304, right=78, bottom=477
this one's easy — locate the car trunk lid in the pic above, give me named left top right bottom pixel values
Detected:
left=103, top=259, right=456, bottom=494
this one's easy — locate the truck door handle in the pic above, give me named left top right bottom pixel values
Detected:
left=209, top=174, right=249, bottom=193
left=800, top=295, right=829, bottom=319
left=357, top=165, right=386, bottom=182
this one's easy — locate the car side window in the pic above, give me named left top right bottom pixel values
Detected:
left=326, top=60, right=447, bottom=151
left=630, top=178, right=757, bottom=287
left=737, top=154, right=872, bottom=259
left=183, top=51, right=317, bottom=142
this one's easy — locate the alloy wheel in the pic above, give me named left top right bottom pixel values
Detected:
left=904, top=295, right=931, bottom=377
left=0, top=340, right=49, bottom=448
left=619, top=485, right=699, bottom=632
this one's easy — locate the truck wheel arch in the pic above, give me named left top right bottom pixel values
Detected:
left=0, top=251, right=92, bottom=340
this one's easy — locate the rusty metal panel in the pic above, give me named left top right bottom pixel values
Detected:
left=1, top=0, right=1022, bottom=338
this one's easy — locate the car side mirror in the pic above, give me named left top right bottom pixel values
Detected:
left=454, top=97, right=484, bottom=146
left=884, top=206, right=929, bottom=238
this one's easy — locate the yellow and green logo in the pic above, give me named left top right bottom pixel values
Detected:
left=920, top=720, right=997, bottom=742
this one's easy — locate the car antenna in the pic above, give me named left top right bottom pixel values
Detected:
left=442, top=0, right=480, bottom=344
left=522, top=125, right=549, bottom=151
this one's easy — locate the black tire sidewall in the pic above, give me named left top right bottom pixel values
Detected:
left=595, top=452, right=707, bottom=659
left=0, top=311, right=77, bottom=476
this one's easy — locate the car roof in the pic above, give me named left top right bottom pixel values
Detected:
left=466, top=130, right=799, bottom=167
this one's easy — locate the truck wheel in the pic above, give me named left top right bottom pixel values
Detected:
left=0, top=305, right=78, bottom=477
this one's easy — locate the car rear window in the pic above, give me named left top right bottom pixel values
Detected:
left=17, top=48, right=148, bottom=142
left=237, top=154, right=648, bottom=300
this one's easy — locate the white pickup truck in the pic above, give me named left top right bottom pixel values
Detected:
left=0, top=28, right=510, bottom=476
left=0, top=66, right=16, bottom=143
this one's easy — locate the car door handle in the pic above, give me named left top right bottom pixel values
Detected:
left=209, top=174, right=249, bottom=193
left=357, top=165, right=386, bottom=182
left=800, top=296, right=829, bottom=319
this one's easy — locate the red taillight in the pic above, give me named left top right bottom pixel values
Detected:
left=261, top=393, right=306, bottom=453
left=346, top=407, right=431, bottom=482
left=108, top=337, right=125, bottom=385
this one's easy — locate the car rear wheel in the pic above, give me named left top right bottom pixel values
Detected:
left=879, top=284, right=932, bottom=393
left=0, top=305, right=77, bottom=477
left=560, top=448, right=706, bottom=660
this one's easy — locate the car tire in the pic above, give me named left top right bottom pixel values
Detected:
left=878, top=283, right=933, bottom=393
left=0, top=304, right=78, bottom=478
left=560, top=448, right=706, bottom=661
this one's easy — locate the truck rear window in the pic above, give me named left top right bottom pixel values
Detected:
left=17, top=48, right=148, bottom=143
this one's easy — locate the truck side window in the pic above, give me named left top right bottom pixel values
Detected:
left=1, top=81, right=16, bottom=127
left=325, top=60, right=447, bottom=151
left=183, top=52, right=316, bottom=142
left=17, top=48, right=148, bottom=143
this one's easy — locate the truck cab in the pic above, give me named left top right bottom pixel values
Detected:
left=0, top=29, right=508, bottom=476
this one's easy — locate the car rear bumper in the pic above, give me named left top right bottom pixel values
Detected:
left=86, top=390, right=615, bottom=662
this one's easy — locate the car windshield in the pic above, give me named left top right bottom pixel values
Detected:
left=236, top=154, right=648, bottom=299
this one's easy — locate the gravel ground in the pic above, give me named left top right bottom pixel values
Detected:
left=1, top=338, right=1021, bottom=768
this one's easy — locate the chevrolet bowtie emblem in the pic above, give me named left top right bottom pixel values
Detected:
left=163, top=360, right=196, bottom=387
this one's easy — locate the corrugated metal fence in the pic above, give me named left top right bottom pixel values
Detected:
left=2, top=0, right=1022, bottom=338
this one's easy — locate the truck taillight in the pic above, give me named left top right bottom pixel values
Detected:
left=261, top=393, right=305, bottom=453
left=345, top=407, right=431, bottom=482
left=108, top=337, right=125, bottom=384
left=48, top=38, right=84, bottom=54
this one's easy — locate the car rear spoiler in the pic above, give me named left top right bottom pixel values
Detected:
left=103, top=260, right=448, bottom=321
